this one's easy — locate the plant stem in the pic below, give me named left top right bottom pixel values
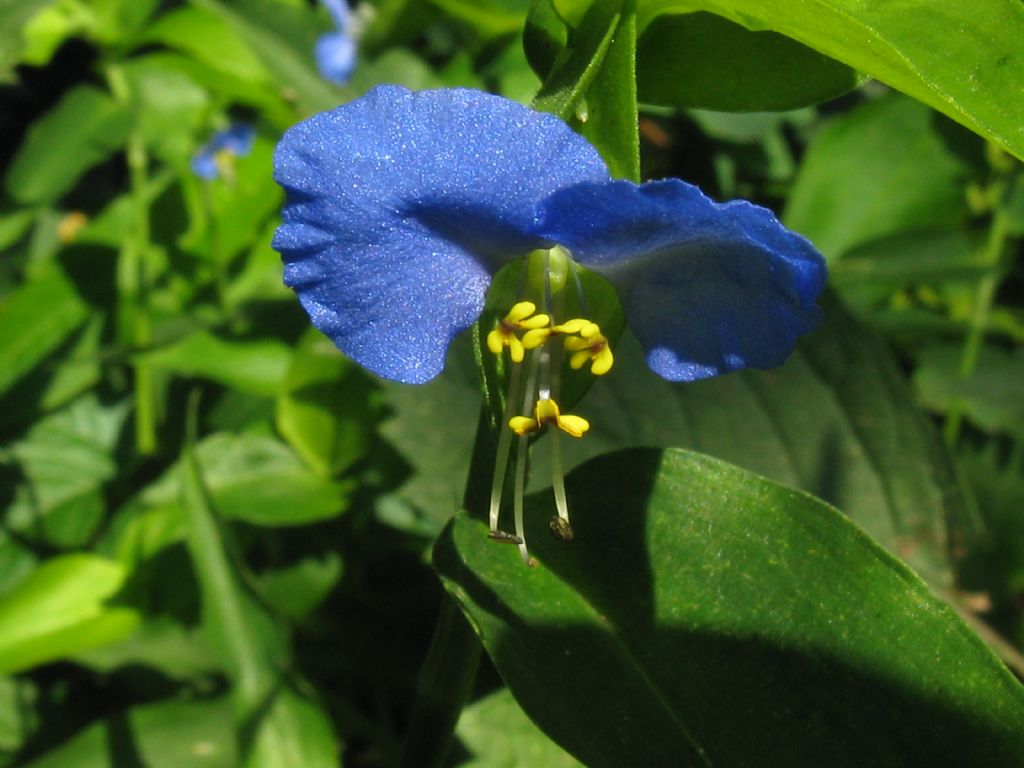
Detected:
left=943, top=194, right=1012, bottom=447
left=400, top=336, right=505, bottom=766
left=107, top=65, right=157, bottom=455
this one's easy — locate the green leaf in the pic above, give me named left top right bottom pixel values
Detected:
left=257, top=554, right=343, bottom=622
left=637, top=12, right=862, bottom=111
left=276, top=330, right=378, bottom=478
left=72, top=618, right=220, bottom=681
left=0, top=554, right=139, bottom=675
left=138, top=5, right=268, bottom=83
left=579, top=0, right=639, bottom=181
left=0, top=675, right=37, bottom=758
left=3, top=394, right=130, bottom=549
left=435, top=448, right=1024, bottom=766
left=5, top=85, right=133, bottom=205
left=531, top=0, right=623, bottom=122
left=0, top=0, right=52, bottom=80
left=428, top=0, right=526, bottom=38
left=784, top=93, right=970, bottom=261
left=627, top=0, right=1024, bottom=160
left=192, top=0, right=346, bottom=116
left=914, top=345, right=1024, bottom=438
left=22, top=696, right=237, bottom=768
left=120, top=55, right=210, bottom=162
left=243, top=687, right=340, bottom=768
left=456, top=689, right=582, bottom=767
left=138, top=330, right=291, bottom=397
left=138, top=432, right=352, bottom=529
left=0, top=264, right=88, bottom=398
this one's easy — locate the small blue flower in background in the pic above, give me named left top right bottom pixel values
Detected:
left=272, top=85, right=826, bottom=385
left=191, top=123, right=255, bottom=181
left=315, top=0, right=357, bottom=85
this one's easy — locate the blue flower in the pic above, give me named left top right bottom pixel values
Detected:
left=192, top=123, right=255, bottom=181
left=315, top=0, right=357, bottom=85
left=273, top=86, right=826, bottom=386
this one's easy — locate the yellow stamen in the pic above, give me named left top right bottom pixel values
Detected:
left=509, top=398, right=590, bottom=438
left=563, top=325, right=614, bottom=376
left=488, top=301, right=551, bottom=363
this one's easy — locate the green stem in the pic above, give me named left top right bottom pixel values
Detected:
left=943, top=196, right=1012, bottom=447
left=180, top=392, right=271, bottom=708
left=107, top=65, right=156, bottom=455
left=400, top=328, right=505, bottom=767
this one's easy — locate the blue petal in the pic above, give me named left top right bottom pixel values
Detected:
left=536, top=179, right=826, bottom=382
left=218, top=123, right=255, bottom=156
left=191, top=149, right=219, bottom=180
left=273, top=86, right=609, bottom=383
left=315, top=32, right=356, bottom=85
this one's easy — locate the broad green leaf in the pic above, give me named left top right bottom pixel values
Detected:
left=138, top=330, right=290, bottom=397
left=0, top=264, right=88, bottom=398
left=138, top=432, right=352, bottom=529
left=590, top=0, right=1024, bottom=160
left=276, top=330, right=378, bottom=478
left=23, top=696, right=237, bottom=768
left=456, top=689, right=582, bottom=767
left=435, top=448, right=1024, bottom=766
left=785, top=93, right=971, bottom=262
left=637, top=12, right=862, bottom=111
left=0, top=554, right=139, bottom=674
left=5, top=85, right=132, bottom=205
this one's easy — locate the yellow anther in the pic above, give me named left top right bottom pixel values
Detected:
left=487, top=301, right=551, bottom=363
left=564, top=325, right=614, bottom=376
left=509, top=399, right=590, bottom=438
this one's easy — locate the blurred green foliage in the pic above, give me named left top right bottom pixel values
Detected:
left=1, top=0, right=1023, bottom=766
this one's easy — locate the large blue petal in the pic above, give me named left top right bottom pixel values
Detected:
left=273, top=86, right=609, bottom=383
left=536, top=179, right=826, bottom=382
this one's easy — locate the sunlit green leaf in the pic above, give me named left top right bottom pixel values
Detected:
left=0, top=264, right=88, bottom=398
left=0, top=554, right=139, bottom=675
left=138, top=432, right=352, bottom=529
left=785, top=93, right=971, bottom=262
left=5, top=85, right=132, bottom=205
left=456, top=689, right=582, bottom=767
left=276, top=330, right=378, bottom=478
left=138, top=330, right=291, bottom=398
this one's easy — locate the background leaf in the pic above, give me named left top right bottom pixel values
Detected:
left=0, top=554, right=138, bottom=675
left=5, top=85, right=132, bottom=205
left=636, top=12, right=862, bottom=110
left=630, top=0, right=1024, bottom=158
